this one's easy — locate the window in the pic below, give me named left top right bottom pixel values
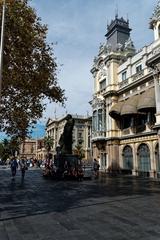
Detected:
left=158, top=24, right=160, bottom=38
left=121, top=116, right=131, bottom=129
left=88, top=126, right=91, bottom=148
left=98, top=109, right=102, bottom=131
left=99, top=79, right=106, bottom=90
left=78, top=132, right=82, bottom=138
left=122, top=71, right=127, bottom=81
left=93, top=111, right=97, bottom=131
left=136, top=64, right=142, bottom=73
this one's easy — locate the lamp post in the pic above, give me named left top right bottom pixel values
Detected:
left=0, top=0, right=6, bottom=103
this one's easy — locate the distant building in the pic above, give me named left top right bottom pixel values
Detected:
left=36, top=138, right=47, bottom=160
left=19, top=138, right=36, bottom=159
left=46, top=114, right=92, bottom=161
left=90, top=2, right=160, bottom=177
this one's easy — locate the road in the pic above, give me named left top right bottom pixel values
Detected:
left=0, top=168, right=160, bottom=239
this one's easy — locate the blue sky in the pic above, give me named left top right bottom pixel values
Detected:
left=0, top=123, right=45, bottom=141
left=30, top=0, right=157, bottom=120
left=1, top=0, right=157, bottom=140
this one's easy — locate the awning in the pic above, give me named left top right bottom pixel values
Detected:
left=109, top=101, right=124, bottom=118
left=121, top=95, right=140, bottom=116
left=109, top=88, right=156, bottom=119
left=137, top=88, right=155, bottom=111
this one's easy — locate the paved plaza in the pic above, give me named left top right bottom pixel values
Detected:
left=0, top=168, right=160, bottom=239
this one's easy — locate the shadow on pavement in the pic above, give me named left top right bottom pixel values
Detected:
left=0, top=169, right=160, bottom=221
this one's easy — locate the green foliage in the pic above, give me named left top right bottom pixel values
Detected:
left=73, top=144, right=85, bottom=159
left=0, top=0, right=65, bottom=140
left=44, top=135, right=54, bottom=152
left=0, top=137, right=20, bottom=162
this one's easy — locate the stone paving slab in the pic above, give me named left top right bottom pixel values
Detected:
left=0, top=169, right=160, bottom=239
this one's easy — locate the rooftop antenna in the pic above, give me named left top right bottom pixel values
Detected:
left=115, top=1, right=118, bottom=18
left=107, top=19, right=109, bottom=27
left=126, top=13, right=129, bottom=23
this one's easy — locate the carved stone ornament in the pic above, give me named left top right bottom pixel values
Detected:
left=150, top=0, right=160, bottom=28
left=124, top=37, right=135, bottom=50
left=98, top=68, right=107, bottom=80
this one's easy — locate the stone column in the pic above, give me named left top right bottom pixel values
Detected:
left=158, top=129, right=160, bottom=173
left=150, top=141, right=156, bottom=178
left=132, top=143, right=138, bottom=176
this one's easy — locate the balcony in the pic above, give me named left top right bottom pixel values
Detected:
left=122, top=128, right=130, bottom=135
left=131, top=70, right=144, bottom=82
left=92, top=130, right=106, bottom=140
left=132, top=124, right=146, bottom=134
left=121, top=124, right=146, bottom=136
left=119, top=79, right=129, bottom=89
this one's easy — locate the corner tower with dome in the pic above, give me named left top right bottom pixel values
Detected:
left=90, top=1, right=160, bottom=178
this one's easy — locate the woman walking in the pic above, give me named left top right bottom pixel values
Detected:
left=19, top=158, right=28, bottom=180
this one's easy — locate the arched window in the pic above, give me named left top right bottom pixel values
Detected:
left=137, top=144, right=151, bottom=172
left=123, top=145, right=133, bottom=170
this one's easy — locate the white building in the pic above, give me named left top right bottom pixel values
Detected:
left=46, top=114, right=92, bottom=161
left=90, top=2, right=160, bottom=177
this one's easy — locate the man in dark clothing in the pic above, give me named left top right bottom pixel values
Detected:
left=93, top=158, right=100, bottom=178
left=10, top=157, right=18, bottom=180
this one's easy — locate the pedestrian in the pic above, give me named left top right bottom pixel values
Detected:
left=19, top=158, right=28, bottom=180
left=93, top=158, right=100, bottom=179
left=77, top=164, right=83, bottom=181
left=10, top=157, right=18, bottom=180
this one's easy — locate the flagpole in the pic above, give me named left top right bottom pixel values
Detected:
left=0, top=0, right=6, bottom=103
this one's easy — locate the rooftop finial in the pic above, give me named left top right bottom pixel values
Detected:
left=126, top=13, right=129, bottom=23
left=115, top=2, right=118, bottom=18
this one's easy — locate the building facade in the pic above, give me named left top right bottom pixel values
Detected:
left=36, top=138, right=47, bottom=160
left=90, top=2, right=160, bottom=177
left=46, top=114, right=92, bottom=161
left=19, top=138, right=36, bottom=159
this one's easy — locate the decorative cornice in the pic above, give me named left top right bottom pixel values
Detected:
left=150, top=0, right=160, bottom=29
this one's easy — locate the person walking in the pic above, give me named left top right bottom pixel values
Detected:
left=19, top=158, right=28, bottom=180
left=93, top=158, right=100, bottom=179
left=10, top=157, right=18, bottom=180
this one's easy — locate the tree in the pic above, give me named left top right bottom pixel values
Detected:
left=44, top=135, right=54, bottom=159
left=0, top=0, right=65, bottom=140
left=73, top=144, right=85, bottom=159
left=0, top=138, right=10, bottom=162
left=0, top=137, right=20, bottom=162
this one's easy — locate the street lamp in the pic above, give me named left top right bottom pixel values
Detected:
left=0, top=0, right=6, bottom=103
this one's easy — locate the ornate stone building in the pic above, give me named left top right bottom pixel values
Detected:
left=90, top=2, right=160, bottom=177
left=46, top=114, right=92, bottom=161
left=19, top=138, right=36, bottom=159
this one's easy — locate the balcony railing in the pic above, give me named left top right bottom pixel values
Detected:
left=92, top=131, right=106, bottom=139
left=131, top=70, right=144, bottom=82
left=121, top=124, right=146, bottom=136
left=122, top=128, right=130, bottom=135
left=132, top=124, right=146, bottom=133
left=119, top=79, right=129, bottom=89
